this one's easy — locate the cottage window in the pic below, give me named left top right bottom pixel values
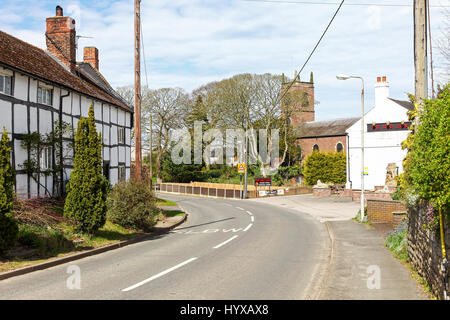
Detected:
left=118, top=164, right=126, bottom=181
left=313, top=144, right=319, bottom=152
left=40, top=147, right=52, bottom=170
left=336, top=142, right=343, bottom=152
left=118, top=127, right=125, bottom=144
left=37, top=86, right=53, bottom=105
left=0, top=74, right=12, bottom=95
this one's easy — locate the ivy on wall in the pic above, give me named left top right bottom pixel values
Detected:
left=20, top=121, right=73, bottom=196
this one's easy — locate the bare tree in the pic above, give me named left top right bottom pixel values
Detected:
left=436, top=9, right=450, bottom=83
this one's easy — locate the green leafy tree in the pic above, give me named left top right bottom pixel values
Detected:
left=0, top=129, right=18, bottom=253
left=64, top=105, right=108, bottom=234
left=407, top=85, right=450, bottom=209
left=303, top=151, right=346, bottom=186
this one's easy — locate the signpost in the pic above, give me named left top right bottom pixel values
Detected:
left=254, top=178, right=272, bottom=197
left=238, top=164, right=246, bottom=199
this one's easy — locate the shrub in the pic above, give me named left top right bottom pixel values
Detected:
left=0, top=129, right=18, bottom=254
left=303, top=151, right=346, bottom=186
left=272, top=165, right=303, bottom=186
left=406, top=85, right=450, bottom=210
left=385, top=224, right=408, bottom=261
left=161, top=151, right=204, bottom=183
left=17, top=224, right=73, bottom=256
left=106, top=180, right=160, bottom=232
left=64, top=105, right=108, bottom=234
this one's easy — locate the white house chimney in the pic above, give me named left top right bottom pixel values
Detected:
left=374, top=76, right=389, bottom=108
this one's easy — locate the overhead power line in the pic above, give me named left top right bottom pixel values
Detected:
left=278, top=0, right=345, bottom=106
left=243, top=0, right=450, bottom=8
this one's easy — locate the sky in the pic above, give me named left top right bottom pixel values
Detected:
left=0, top=0, right=449, bottom=120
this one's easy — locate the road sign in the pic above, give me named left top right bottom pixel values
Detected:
left=363, top=167, right=369, bottom=176
left=237, top=163, right=246, bottom=174
left=255, top=178, right=272, bottom=187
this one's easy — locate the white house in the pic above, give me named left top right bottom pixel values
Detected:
left=0, top=6, right=133, bottom=199
left=345, top=76, right=413, bottom=191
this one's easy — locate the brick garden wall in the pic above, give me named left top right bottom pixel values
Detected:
left=366, top=199, right=406, bottom=224
left=408, top=201, right=450, bottom=300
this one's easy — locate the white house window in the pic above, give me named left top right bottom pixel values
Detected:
left=40, top=147, right=52, bottom=170
left=118, top=127, right=125, bottom=144
left=336, top=142, right=344, bottom=152
left=37, top=86, right=53, bottom=105
left=0, top=74, right=12, bottom=95
left=118, top=164, right=126, bottom=181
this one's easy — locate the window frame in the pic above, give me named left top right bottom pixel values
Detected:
left=40, top=146, right=53, bottom=171
left=118, top=164, right=126, bottom=181
left=37, top=85, right=53, bottom=106
left=118, top=127, right=125, bottom=144
left=0, top=74, right=13, bottom=96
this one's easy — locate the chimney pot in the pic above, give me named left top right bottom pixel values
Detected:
left=56, top=6, right=63, bottom=17
left=377, top=77, right=381, bottom=82
left=382, top=76, right=386, bottom=82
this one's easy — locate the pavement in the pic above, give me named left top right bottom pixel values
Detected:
left=250, top=194, right=359, bottom=222
left=252, top=194, right=429, bottom=300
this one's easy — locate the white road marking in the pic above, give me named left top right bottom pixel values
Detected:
left=213, top=235, right=239, bottom=249
left=246, top=210, right=253, bottom=216
left=251, top=216, right=254, bottom=222
left=243, top=223, right=253, bottom=232
left=224, top=203, right=233, bottom=207
left=121, top=257, right=198, bottom=292
left=235, top=207, right=245, bottom=211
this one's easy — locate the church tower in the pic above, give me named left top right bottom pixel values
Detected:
left=281, top=71, right=315, bottom=128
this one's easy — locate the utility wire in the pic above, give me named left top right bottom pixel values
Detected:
left=243, top=0, right=450, bottom=8
left=278, top=0, right=345, bottom=107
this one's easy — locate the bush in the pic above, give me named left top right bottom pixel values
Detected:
left=385, top=223, right=408, bottom=261
left=406, top=85, right=450, bottom=209
left=303, top=151, right=346, bottom=186
left=107, top=180, right=160, bottom=232
left=161, top=151, right=204, bottom=183
left=0, top=129, right=18, bottom=254
left=272, top=165, right=303, bottom=186
left=64, top=105, right=108, bottom=234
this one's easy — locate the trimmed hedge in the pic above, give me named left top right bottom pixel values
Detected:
left=303, top=151, right=346, bottom=186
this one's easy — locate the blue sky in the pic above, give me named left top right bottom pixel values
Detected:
left=0, top=0, right=449, bottom=120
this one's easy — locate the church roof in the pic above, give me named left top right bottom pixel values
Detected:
left=297, top=117, right=360, bottom=138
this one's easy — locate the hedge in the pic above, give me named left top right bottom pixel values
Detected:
left=303, top=151, right=346, bottom=186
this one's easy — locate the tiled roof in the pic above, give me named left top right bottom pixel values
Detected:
left=388, top=98, right=415, bottom=111
left=0, top=29, right=132, bottom=112
left=297, top=117, right=360, bottom=138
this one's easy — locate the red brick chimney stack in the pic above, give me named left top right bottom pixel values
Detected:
left=83, top=47, right=99, bottom=71
left=46, top=6, right=77, bottom=72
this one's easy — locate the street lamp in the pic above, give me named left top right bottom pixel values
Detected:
left=336, top=74, right=365, bottom=222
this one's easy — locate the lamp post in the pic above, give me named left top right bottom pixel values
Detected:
left=336, top=74, right=365, bottom=222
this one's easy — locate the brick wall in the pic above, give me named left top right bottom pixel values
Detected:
left=366, top=199, right=406, bottom=224
left=408, top=201, right=450, bottom=299
left=297, top=136, right=346, bottom=159
left=313, top=187, right=332, bottom=197
left=393, top=211, right=407, bottom=229
left=352, top=190, right=393, bottom=203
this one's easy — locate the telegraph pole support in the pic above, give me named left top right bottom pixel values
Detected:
left=134, top=0, right=143, bottom=181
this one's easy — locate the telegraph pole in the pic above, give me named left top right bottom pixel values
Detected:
left=149, top=114, right=153, bottom=190
left=414, top=0, right=427, bottom=114
left=134, top=0, right=143, bottom=181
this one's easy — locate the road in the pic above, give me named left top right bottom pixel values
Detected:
left=0, top=194, right=329, bottom=300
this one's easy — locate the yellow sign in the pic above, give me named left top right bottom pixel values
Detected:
left=237, top=163, right=246, bottom=174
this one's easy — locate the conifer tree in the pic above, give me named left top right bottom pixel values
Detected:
left=64, top=105, right=108, bottom=234
left=0, top=129, right=18, bottom=253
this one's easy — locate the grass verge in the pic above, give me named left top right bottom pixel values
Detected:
left=155, top=197, right=178, bottom=207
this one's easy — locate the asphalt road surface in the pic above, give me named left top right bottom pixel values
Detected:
left=0, top=194, right=329, bottom=300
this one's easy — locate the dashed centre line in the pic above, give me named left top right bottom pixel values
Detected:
left=121, top=257, right=198, bottom=292
left=213, top=235, right=239, bottom=249
left=246, top=210, right=253, bottom=216
left=235, top=207, right=245, bottom=211
left=251, top=216, right=254, bottom=222
left=243, top=223, right=253, bottom=232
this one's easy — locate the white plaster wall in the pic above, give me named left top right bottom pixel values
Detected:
left=110, top=146, right=118, bottom=167
left=110, top=168, right=118, bottom=185
left=118, top=109, right=125, bottom=126
left=39, top=109, right=52, bottom=134
left=94, top=100, right=102, bottom=120
left=119, top=146, right=126, bottom=163
left=103, top=125, right=110, bottom=145
left=29, top=79, right=37, bottom=103
left=125, top=112, right=130, bottom=127
left=14, top=140, right=27, bottom=170
left=52, top=87, right=60, bottom=110
left=72, top=93, right=80, bottom=116
left=14, top=104, right=27, bottom=134
left=16, top=174, right=28, bottom=199
left=125, top=146, right=130, bottom=167
left=13, top=73, right=28, bottom=101
left=111, top=124, right=118, bottom=146
left=81, top=96, right=91, bottom=117
left=0, top=100, right=12, bottom=133
left=111, top=106, right=118, bottom=124
left=103, top=146, right=110, bottom=161
left=103, top=104, right=110, bottom=123
left=30, top=107, right=37, bottom=132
